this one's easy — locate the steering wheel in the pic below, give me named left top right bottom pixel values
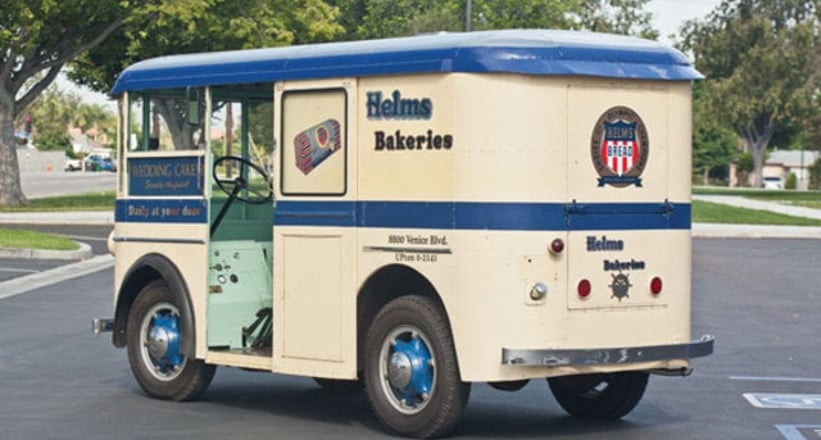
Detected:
left=210, top=156, right=272, bottom=238
left=212, top=156, right=272, bottom=204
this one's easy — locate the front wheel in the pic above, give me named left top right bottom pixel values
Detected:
left=548, top=371, right=649, bottom=419
left=364, top=296, right=470, bottom=439
left=126, top=280, right=216, bottom=401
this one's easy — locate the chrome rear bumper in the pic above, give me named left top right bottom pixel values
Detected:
left=502, top=334, right=715, bottom=366
left=92, top=318, right=114, bottom=334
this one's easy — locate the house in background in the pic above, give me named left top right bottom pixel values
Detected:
left=69, top=127, right=106, bottom=155
left=758, top=150, right=820, bottom=190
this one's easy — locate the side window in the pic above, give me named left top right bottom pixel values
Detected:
left=280, top=89, right=346, bottom=196
left=128, top=89, right=206, bottom=152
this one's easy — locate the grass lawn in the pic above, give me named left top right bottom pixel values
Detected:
left=0, top=228, right=79, bottom=250
left=693, top=187, right=821, bottom=210
left=0, top=191, right=115, bottom=212
left=692, top=200, right=821, bottom=226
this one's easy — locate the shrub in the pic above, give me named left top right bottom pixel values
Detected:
left=785, top=172, right=797, bottom=190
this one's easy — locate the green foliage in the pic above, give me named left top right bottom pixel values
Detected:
left=18, top=86, right=116, bottom=154
left=692, top=83, right=738, bottom=183
left=679, top=0, right=820, bottom=187
left=332, top=0, right=657, bottom=39
left=0, top=228, right=79, bottom=251
left=810, top=158, right=821, bottom=190
left=736, top=152, right=754, bottom=173
left=35, top=133, right=73, bottom=155
left=71, top=0, right=345, bottom=94
left=785, top=172, right=797, bottom=190
left=692, top=200, right=821, bottom=226
left=577, top=0, right=658, bottom=39
left=0, top=191, right=116, bottom=212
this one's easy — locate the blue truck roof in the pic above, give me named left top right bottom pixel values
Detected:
left=110, top=29, right=701, bottom=95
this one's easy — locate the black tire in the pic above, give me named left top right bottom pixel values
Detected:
left=126, top=280, right=216, bottom=401
left=364, top=296, right=470, bottom=439
left=313, top=377, right=365, bottom=393
left=548, top=371, right=649, bottom=420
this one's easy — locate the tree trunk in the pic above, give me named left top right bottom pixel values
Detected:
left=0, top=101, right=28, bottom=206
left=747, top=137, right=768, bottom=189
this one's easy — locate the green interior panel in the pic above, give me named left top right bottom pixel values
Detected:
left=210, top=198, right=273, bottom=242
left=206, top=240, right=273, bottom=349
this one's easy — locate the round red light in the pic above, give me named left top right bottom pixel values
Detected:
left=650, top=277, right=663, bottom=295
left=577, top=279, right=591, bottom=298
left=550, top=238, right=565, bottom=254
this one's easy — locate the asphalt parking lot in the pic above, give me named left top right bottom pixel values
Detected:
left=0, top=237, right=818, bottom=439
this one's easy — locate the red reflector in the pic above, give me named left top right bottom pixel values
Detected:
left=650, top=277, right=663, bottom=295
left=550, top=238, right=565, bottom=254
left=577, top=279, right=591, bottom=298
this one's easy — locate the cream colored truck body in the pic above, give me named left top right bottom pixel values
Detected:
left=100, top=30, right=712, bottom=435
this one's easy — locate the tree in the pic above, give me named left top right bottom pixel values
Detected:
left=679, top=0, right=820, bottom=188
left=19, top=86, right=116, bottom=157
left=810, top=157, right=821, bottom=190
left=70, top=0, right=344, bottom=94
left=0, top=0, right=133, bottom=205
left=578, top=0, right=658, bottom=39
left=69, top=0, right=343, bottom=151
left=692, top=83, right=738, bottom=184
left=331, top=0, right=656, bottom=39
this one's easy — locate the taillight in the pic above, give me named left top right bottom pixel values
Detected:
left=650, top=277, right=663, bottom=295
left=577, top=279, right=591, bottom=298
left=549, top=238, right=565, bottom=255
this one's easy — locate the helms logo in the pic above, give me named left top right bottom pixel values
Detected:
left=590, top=106, right=649, bottom=188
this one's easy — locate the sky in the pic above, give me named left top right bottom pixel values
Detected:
left=59, top=0, right=723, bottom=109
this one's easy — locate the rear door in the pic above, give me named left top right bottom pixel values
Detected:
left=565, top=79, right=681, bottom=310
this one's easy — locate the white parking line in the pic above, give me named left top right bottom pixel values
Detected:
left=776, top=424, right=821, bottom=440
left=731, top=376, right=821, bottom=383
left=0, top=255, right=114, bottom=301
left=0, top=267, right=39, bottom=274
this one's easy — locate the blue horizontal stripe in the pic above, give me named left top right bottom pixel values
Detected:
left=115, top=199, right=691, bottom=231
left=276, top=201, right=691, bottom=231
left=115, top=199, right=208, bottom=223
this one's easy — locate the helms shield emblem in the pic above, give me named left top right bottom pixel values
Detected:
left=591, top=106, right=649, bottom=188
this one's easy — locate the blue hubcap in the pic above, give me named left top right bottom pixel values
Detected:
left=141, top=303, right=185, bottom=381
left=381, top=326, right=435, bottom=414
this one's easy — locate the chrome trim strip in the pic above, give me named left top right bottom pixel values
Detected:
left=502, top=334, right=715, bottom=366
left=363, top=246, right=453, bottom=254
left=113, top=237, right=206, bottom=245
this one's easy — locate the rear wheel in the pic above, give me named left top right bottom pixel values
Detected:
left=126, top=280, right=215, bottom=401
left=548, top=372, right=649, bottom=419
left=364, top=296, right=470, bottom=438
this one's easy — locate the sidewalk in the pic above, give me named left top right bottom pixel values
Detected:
left=694, top=194, right=821, bottom=221
left=0, top=210, right=114, bottom=226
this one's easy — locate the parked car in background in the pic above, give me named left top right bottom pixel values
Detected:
left=762, top=176, right=784, bottom=190
left=85, top=154, right=116, bottom=172
left=64, top=155, right=117, bottom=172
left=64, top=159, right=83, bottom=171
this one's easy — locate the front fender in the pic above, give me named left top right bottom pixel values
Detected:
left=113, top=254, right=196, bottom=358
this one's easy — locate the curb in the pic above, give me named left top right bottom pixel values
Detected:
left=692, top=223, right=821, bottom=239
left=0, top=241, right=94, bottom=260
left=0, top=211, right=114, bottom=226
left=0, top=254, right=114, bottom=301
